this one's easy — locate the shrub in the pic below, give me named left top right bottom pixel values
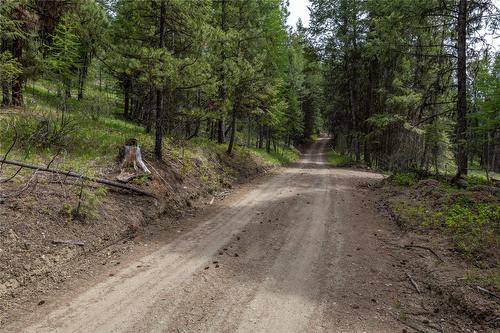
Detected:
left=326, top=150, right=353, bottom=167
left=435, top=202, right=500, bottom=255
left=77, top=95, right=114, bottom=120
left=72, top=185, right=107, bottom=221
left=391, top=172, right=418, bottom=186
left=0, top=110, right=76, bottom=153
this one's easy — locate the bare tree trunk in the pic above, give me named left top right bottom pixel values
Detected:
left=217, top=119, right=225, bottom=144
left=258, top=122, right=264, bottom=149
left=227, top=100, right=238, bottom=154
left=455, top=0, right=468, bottom=178
left=1, top=82, right=9, bottom=106
left=77, top=52, right=89, bottom=100
left=217, top=0, right=227, bottom=145
left=11, top=37, right=23, bottom=106
left=154, top=0, right=166, bottom=160
left=64, top=77, right=71, bottom=99
left=266, top=126, right=271, bottom=153
left=1, top=38, right=10, bottom=106
left=123, top=77, right=131, bottom=119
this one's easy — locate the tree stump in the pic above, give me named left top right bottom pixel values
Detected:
left=116, top=138, right=151, bottom=183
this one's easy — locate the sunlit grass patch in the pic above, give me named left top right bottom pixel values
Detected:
left=325, top=149, right=353, bottom=167
left=249, top=146, right=300, bottom=165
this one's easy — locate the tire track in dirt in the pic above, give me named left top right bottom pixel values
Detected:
left=10, top=138, right=408, bottom=333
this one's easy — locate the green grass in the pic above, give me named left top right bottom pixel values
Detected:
left=392, top=178, right=500, bottom=258
left=1, top=80, right=300, bottom=179
left=390, top=172, right=419, bottom=186
left=468, top=169, right=500, bottom=182
left=464, top=267, right=500, bottom=291
left=249, top=146, right=301, bottom=165
left=325, top=149, right=353, bottom=167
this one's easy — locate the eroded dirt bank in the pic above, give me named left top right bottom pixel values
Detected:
left=0, top=145, right=271, bottom=327
left=3, top=138, right=497, bottom=332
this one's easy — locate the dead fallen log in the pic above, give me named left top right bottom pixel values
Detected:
left=51, top=239, right=85, bottom=246
left=0, top=155, right=155, bottom=197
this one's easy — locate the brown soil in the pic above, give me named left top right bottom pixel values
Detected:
left=377, top=180, right=500, bottom=332
left=0, top=146, right=270, bottom=328
left=1, top=138, right=498, bottom=332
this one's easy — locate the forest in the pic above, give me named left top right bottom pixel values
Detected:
left=1, top=0, right=500, bottom=331
left=0, top=0, right=498, bottom=180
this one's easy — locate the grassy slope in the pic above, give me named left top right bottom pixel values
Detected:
left=325, top=150, right=354, bottom=167
left=386, top=173, right=499, bottom=290
left=0, top=81, right=301, bottom=320
left=0, top=81, right=299, bottom=177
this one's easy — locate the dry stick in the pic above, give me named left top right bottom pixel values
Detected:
left=404, top=244, right=444, bottom=262
left=1, top=169, right=39, bottom=198
left=46, top=148, right=62, bottom=169
left=144, top=159, right=174, bottom=191
left=477, top=286, right=500, bottom=301
left=0, top=133, right=17, bottom=172
left=394, top=316, right=428, bottom=333
left=0, top=155, right=155, bottom=197
left=406, top=271, right=422, bottom=294
left=0, top=166, right=23, bottom=183
left=75, top=176, right=85, bottom=216
left=51, top=239, right=85, bottom=246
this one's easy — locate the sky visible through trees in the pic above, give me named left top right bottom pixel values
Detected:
left=0, top=0, right=499, bottom=177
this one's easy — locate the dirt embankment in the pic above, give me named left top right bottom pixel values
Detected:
left=0, top=146, right=272, bottom=326
left=376, top=179, right=500, bottom=332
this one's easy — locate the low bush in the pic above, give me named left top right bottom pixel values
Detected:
left=393, top=179, right=500, bottom=257
left=326, top=150, right=353, bottom=167
left=391, top=172, right=418, bottom=186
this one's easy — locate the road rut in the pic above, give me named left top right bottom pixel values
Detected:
left=13, top=138, right=405, bottom=332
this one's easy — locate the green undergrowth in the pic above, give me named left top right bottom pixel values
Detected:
left=464, top=267, right=500, bottom=291
left=0, top=82, right=299, bottom=181
left=389, top=173, right=500, bottom=260
left=326, top=149, right=354, bottom=167
left=249, top=146, right=300, bottom=165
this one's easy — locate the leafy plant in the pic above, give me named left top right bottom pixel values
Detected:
left=326, top=150, right=353, bottom=167
left=72, top=185, right=107, bottom=221
left=391, top=172, right=418, bottom=186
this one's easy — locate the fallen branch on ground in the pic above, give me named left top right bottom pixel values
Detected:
left=51, top=239, right=85, bottom=246
left=403, top=244, right=443, bottom=262
left=1, top=170, right=39, bottom=198
left=405, top=271, right=422, bottom=294
left=0, top=155, right=155, bottom=197
left=477, top=286, right=500, bottom=301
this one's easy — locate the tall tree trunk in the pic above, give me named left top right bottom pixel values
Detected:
left=494, top=129, right=500, bottom=173
left=1, top=38, right=10, bottom=106
left=227, top=100, right=238, bottom=154
left=154, top=0, right=166, bottom=160
left=11, top=36, right=23, bottom=106
left=77, top=53, right=90, bottom=100
left=64, top=77, right=71, bottom=99
left=209, top=120, right=215, bottom=140
left=246, top=115, right=251, bottom=147
left=266, top=126, right=271, bottom=153
left=455, top=0, right=468, bottom=178
left=217, top=119, right=225, bottom=144
left=1, top=82, right=9, bottom=106
left=217, top=0, right=227, bottom=145
left=258, top=122, right=264, bottom=149
left=123, top=77, right=131, bottom=119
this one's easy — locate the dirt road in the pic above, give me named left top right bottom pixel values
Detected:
left=12, top=138, right=407, bottom=332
